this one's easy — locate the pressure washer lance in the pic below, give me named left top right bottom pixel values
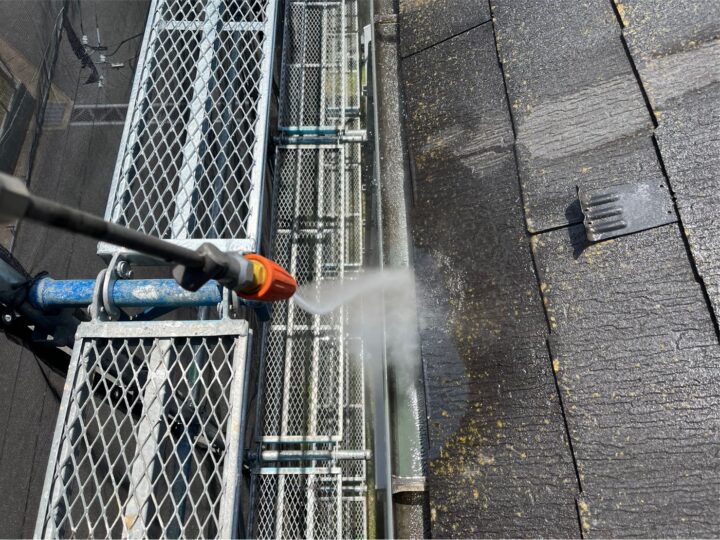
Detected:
left=0, top=173, right=297, bottom=302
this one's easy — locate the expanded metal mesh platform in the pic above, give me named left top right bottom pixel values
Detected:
left=250, top=0, right=368, bottom=532
left=34, top=320, right=251, bottom=539
left=261, top=146, right=346, bottom=443
left=278, top=0, right=345, bottom=135
left=100, top=0, right=278, bottom=258
left=253, top=467, right=342, bottom=539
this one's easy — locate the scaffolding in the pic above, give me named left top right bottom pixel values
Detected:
left=100, top=0, right=278, bottom=257
left=33, top=0, right=369, bottom=535
left=249, top=0, right=368, bottom=534
left=36, top=0, right=279, bottom=537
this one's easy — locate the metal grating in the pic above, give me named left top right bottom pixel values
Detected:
left=100, top=0, right=278, bottom=257
left=344, top=142, right=363, bottom=270
left=278, top=0, right=346, bottom=135
left=344, top=0, right=360, bottom=117
left=35, top=320, right=250, bottom=539
left=252, top=468, right=342, bottom=539
left=261, top=146, right=345, bottom=442
left=340, top=337, right=365, bottom=481
left=342, top=497, right=367, bottom=540
left=250, top=0, right=368, bottom=532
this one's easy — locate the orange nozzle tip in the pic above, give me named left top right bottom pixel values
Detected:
left=240, top=254, right=297, bottom=302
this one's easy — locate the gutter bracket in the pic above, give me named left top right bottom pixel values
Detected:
left=391, top=475, right=427, bottom=495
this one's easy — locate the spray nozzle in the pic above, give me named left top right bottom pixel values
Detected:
left=242, top=254, right=297, bottom=302
left=171, top=246, right=297, bottom=302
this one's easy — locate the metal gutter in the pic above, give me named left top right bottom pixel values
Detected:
left=370, top=0, right=429, bottom=536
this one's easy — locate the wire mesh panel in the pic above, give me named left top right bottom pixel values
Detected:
left=340, top=337, right=365, bottom=481
left=342, top=497, right=366, bottom=540
left=344, top=0, right=360, bottom=117
left=35, top=320, right=250, bottom=539
left=252, top=468, right=342, bottom=539
left=100, top=0, right=278, bottom=258
left=261, top=146, right=345, bottom=442
left=250, top=0, right=369, bottom=529
left=344, top=143, right=363, bottom=270
left=339, top=336, right=367, bottom=538
left=278, top=0, right=345, bottom=134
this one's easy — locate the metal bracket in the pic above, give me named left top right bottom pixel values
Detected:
left=579, top=181, right=676, bottom=242
left=391, top=475, right=426, bottom=495
left=362, top=24, right=372, bottom=62
left=249, top=449, right=372, bottom=464
left=92, top=254, right=132, bottom=322
left=90, top=269, right=107, bottom=321
left=102, top=252, right=124, bottom=320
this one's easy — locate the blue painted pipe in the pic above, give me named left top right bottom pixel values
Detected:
left=278, top=126, right=339, bottom=135
left=29, top=278, right=223, bottom=309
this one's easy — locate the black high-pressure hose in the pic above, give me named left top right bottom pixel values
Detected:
left=0, top=172, right=297, bottom=302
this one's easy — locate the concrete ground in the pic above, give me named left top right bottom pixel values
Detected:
left=0, top=1, right=149, bottom=535
left=398, top=0, right=720, bottom=537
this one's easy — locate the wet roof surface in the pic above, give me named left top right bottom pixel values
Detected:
left=399, top=0, right=720, bottom=536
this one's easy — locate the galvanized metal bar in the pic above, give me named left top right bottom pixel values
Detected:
left=157, top=20, right=264, bottom=31
left=33, top=338, right=88, bottom=539
left=171, top=0, right=221, bottom=239
left=75, top=318, right=249, bottom=339
left=319, top=5, right=329, bottom=129
left=258, top=466, right=341, bottom=475
left=336, top=471, right=344, bottom=538
left=275, top=0, right=291, bottom=134
left=306, top=472, right=317, bottom=538
left=278, top=151, right=303, bottom=440
left=124, top=339, right=170, bottom=538
left=260, top=434, right=342, bottom=444
left=269, top=323, right=342, bottom=332
left=249, top=0, right=280, bottom=250
left=275, top=134, right=367, bottom=145
left=104, top=0, right=161, bottom=228
left=340, top=0, right=347, bottom=131
left=278, top=126, right=339, bottom=135
left=218, top=325, right=250, bottom=538
left=308, top=148, right=326, bottom=438
left=273, top=473, right=286, bottom=539
left=260, top=449, right=370, bottom=461
left=337, top=152, right=347, bottom=444
left=233, top=330, right=255, bottom=537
